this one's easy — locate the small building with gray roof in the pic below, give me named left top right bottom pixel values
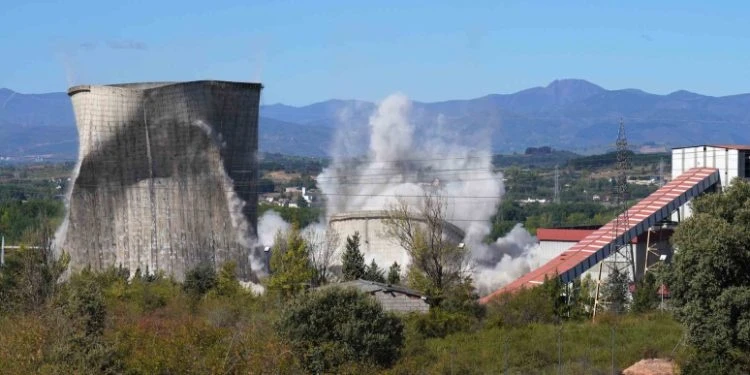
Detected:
left=323, top=279, right=430, bottom=314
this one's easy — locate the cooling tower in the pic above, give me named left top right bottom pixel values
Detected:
left=60, top=80, right=262, bottom=280
left=329, top=210, right=465, bottom=269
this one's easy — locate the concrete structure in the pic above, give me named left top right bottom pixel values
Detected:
left=672, top=145, right=750, bottom=219
left=328, top=210, right=465, bottom=270
left=481, top=167, right=720, bottom=302
left=60, top=81, right=262, bottom=280
left=328, top=279, right=430, bottom=313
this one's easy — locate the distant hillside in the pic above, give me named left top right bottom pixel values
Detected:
left=3, top=79, right=750, bottom=158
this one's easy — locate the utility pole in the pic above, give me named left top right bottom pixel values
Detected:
left=554, top=165, right=561, bottom=204
left=1, top=235, right=4, bottom=266
left=613, top=118, right=634, bottom=278
left=658, top=158, right=665, bottom=186
left=593, top=119, right=634, bottom=319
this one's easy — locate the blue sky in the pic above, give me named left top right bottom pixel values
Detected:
left=1, top=1, right=748, bottom=105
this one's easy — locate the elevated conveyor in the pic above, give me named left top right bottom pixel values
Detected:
left=480, top=167, right=721, bottom=304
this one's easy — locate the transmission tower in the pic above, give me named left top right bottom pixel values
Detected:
left=593, top=119, right=635, bottom=318
left=554, top=165, right=560, bottom=204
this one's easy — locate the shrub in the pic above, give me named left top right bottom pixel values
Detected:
left=276, top=287, right=404, bottom=372
left=214, top=261, right=241, bottom=297
left=126, top=276, right=176, bottom=313
left=183, top=263, right=217, bottom=296
left=0, top=246, right=68, bottom=313
left=43, top=269, right=122, bottom=374
left=485, top=279, right=564, bottom=328
left=405, top=309, right=476, bottom=339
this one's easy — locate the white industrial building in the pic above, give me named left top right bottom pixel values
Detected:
left=671, top=145, right=750, bottom=219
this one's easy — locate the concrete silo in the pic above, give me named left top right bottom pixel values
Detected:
left=60, top=80, right=262, bottom=280
left=328, top=210, right=465, bottom=270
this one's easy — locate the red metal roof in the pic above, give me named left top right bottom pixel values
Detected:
left=536, top=228, right=596, bottom=242
left=480, top=167, right=721, bottom=304
left=710, top=144, right=750, bottom=151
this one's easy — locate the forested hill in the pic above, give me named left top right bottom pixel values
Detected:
left=4, top=79, right=750, bottom=158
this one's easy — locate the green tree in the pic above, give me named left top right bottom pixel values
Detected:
left=630, top=271, right=659, bottom=314
left=296, top=195, right=309, bottom=208
left=43, top=269, right=121, bottom=374
left=602, top=266, right=629, bottom=314
left=364, top=259, right=386, bottom=283
left=183, top=263, right=217, bottom=296
left=567, top=274, right=596, bottom=319
left=384, top=192, right=472, bottom=306
left=215, top=261, right=241, bottom=297
left=387, top=262, right=401, bottom=285
left=267, top=227, right=315, bottom=299
left=341, top=232, right=365, bottom=281
left=276, top=287, right=404, bottom=372
left=668, top=179, right=750, bottom=373
left=0, top=244, right=68, bottom=313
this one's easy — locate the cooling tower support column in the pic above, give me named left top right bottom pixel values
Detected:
left=61, top=81, right=262, bottom=280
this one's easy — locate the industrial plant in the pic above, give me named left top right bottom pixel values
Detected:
left=53, top=79, right=750, bottom=302
left=58, top=80, right=262, bottom=280
left=481, top=144, right=750, bottom=303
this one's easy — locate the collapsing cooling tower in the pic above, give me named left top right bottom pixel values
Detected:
left=61, top=81, right=261, bottom=280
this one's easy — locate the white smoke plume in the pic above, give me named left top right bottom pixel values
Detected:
left=257, top=210, right=290, bottom=248
left=318, top=93, right=540, bottom=294
left=474, top=224, right=540, bottom=295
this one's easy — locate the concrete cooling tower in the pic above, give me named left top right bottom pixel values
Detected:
left=60, top=80, right=262, bottom=280
left=329, top=210, right=465, bottom=269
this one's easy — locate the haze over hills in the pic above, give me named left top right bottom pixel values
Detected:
left=2, top=79, right=750, bottom=159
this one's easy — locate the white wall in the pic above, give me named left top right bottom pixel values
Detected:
left=330, top=217, right=411, bottom=269
left=671, top=146, right=744, bottom=219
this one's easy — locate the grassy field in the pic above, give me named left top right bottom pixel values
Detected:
left=389, top=313, right=685, bottom=374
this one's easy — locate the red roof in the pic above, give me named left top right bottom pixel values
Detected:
left=710, top=144, right=750, bottom=151
left=536, top=228, right=596, bottom=242
left=480, top=167, right=720, bottom=304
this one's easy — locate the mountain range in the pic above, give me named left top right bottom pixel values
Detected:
left=2, top=79, right=750, bottom=159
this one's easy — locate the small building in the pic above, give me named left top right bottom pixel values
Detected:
left=326, top=279, right=430, bottom=314
left=518, top=197, right=547, bottom=205
left=284, top=187, right=303, bottom=194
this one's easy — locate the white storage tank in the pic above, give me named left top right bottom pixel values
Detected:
left=328, top=210, right=465, bottom=270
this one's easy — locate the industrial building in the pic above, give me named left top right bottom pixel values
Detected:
left=671, top=144, right=750, bottom=219
left=535, top=225, right=674, bottom=284
left=328, top=210, right=465, bottom=270
left=480, top=144, right=748, bottom=303
left=59, top=80, right=262, bottom=280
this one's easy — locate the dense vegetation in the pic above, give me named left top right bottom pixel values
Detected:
left=259, top=152, right=327, bottom=175
left=0, top=245, right=689, bottom=374
left=7, top=153, right=745, bottom=373
left=667, top=179, right=750, bottom=373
